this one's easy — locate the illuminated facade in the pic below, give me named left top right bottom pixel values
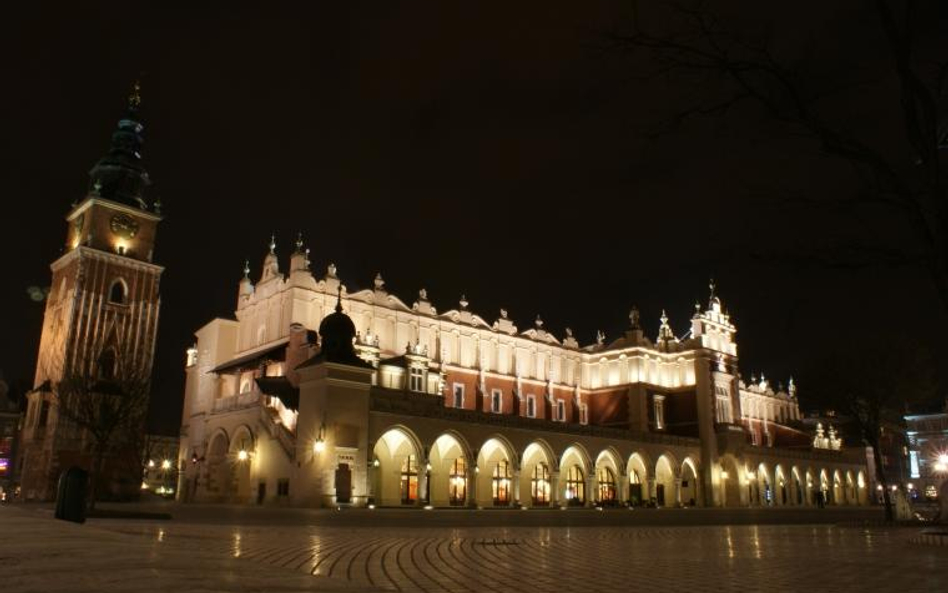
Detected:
left=905, top=407, right=948, bottom=502
left=18, top=87, right=163, bottom=500
left=178, top=242, right=869, bottom=509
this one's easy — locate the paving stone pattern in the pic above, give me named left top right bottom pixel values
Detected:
left=102, top=521, right=948, bottom=593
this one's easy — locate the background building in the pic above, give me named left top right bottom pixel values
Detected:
left=906, top=402, right=948, bottom=502
left=0, top=376, right=21, bottom=499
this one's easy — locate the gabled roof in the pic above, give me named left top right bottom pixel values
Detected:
left=209, top=338, right=289, bottom=374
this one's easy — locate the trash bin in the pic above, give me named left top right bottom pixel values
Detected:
left=54, top=466, right=88, bottom=524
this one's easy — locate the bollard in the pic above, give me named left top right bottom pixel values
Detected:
left=54, top=466, right=88, bottom=524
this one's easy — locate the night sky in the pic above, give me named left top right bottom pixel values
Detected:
left=2, top=2, right=946, bottom=434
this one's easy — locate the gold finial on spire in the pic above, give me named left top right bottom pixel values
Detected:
left=128, top=79, right=142, bottom=111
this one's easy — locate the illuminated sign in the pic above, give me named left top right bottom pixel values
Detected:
left=0, top=458, right=9, bottom=475
left=909, top=450, right=920, bottom=479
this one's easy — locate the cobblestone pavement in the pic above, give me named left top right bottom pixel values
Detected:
left=101, top=517, right=948, bottom=593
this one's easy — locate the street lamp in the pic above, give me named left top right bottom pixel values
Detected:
left=313, top=422, right=327, bottom=455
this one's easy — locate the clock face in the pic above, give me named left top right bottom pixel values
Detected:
left=110, top=213, right=139, bottom=239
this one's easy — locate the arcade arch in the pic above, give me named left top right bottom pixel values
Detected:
left=371, top=427, right=424, bottom=506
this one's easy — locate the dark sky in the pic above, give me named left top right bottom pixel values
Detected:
left=1, top=2, right=946, bottom=433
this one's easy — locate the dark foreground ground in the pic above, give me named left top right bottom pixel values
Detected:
left=2, top=502, right=945, bottom=593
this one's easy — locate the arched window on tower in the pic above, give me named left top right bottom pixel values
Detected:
left=109, top=279, right=128, bottom=305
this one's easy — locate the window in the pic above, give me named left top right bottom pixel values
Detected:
left=98, top=348, right=117, bottom=381
left=597, top=467, right=617, bottom=504
left=449, top=457, right=467, bottom=505
left=565, top=466, right=585, bottom=505
left=491, top=389, right=502, bottom=413
left=715, top=385, right=732, bottom=423
left=453, top=383, right=464, bottom=408
left=526, top=395, right=536, bottom=418
left=109, top=280, right=128, bottom=305
left=556, top=400, right=566, bottom=422
left=409, top=367, right=425, bottom=392
left=38, top=401, right=50, bottom=428
left=531, top=463, right=551, bottom=506
left=277, top=478, right=290, bottom=497
left=653, top=394, right=665, bottom=430
left=492, top=460, right=511, bottom=505
left=108, top=279, right=127, bottom=305
left=579, top=404, right=589, bottom=425
left=400, top=455, right=418, bottom=504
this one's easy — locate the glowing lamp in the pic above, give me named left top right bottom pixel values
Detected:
left=939, top=454, right=948, bottom=465
left=721, top=471, right=729, bottom=479
left=147, top=460, right=155, bottom=468
left=313, top=438, right=325, bottom=454
left=161, top=459, right=172, bottom=470
left=237, top=449, right=249, bottom=462
left=373, top=458, right=380, bottom=468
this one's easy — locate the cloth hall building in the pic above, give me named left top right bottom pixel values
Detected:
left=177, top=242, right=870, bottom=509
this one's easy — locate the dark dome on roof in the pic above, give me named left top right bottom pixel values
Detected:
left=318, top=297, right=360, bottom=364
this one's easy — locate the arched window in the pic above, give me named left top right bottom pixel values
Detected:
left=98, top=348, right=117, bottom=381
left=449, top=457, right=467, bottom=506
left=400, top=455, right=418, bottom=504
left=109, top=279, right=127, bottom=305
left=565, top=466, right=585, bottom=505
left=597, top=467, right=617, bottom=503
left=531, top=463, right=551, bottom=506
left=492, top=460, right=511, bottom=505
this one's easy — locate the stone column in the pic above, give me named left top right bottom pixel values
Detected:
left=512, top=466, right=521, bottom=507
left=647, top=477, right=657, bottom=506
left=467, top=464, right=478, bottom=508
left=587, top=474, right=595, bottom=507
left=551, top=470, right=561, bottom=507
left=675, top=477, right=683, bottom=506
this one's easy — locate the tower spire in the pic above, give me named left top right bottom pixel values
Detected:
left=88, top=81, right=151, bottom=209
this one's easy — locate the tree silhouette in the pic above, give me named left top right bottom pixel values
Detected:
left=608, top=0, right=948, bottom=306
left=51, top=345, right=151, bottom=511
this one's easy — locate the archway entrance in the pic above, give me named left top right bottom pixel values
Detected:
left=594, top=451, right=622, bottom=507
left=205, top=432, right=229, bottom=501
left=627, top=453, right=649, bottom=507
left=476, top=438, right=514, bottom=507
left=229, top=428, right=254, bottom=503
left=680, top=458, right=699, bottom=506
left=372, top=428, right=422, bottom=506
left=857, top=472, right=868, bottom=505
left=521, top=442, right=554, bottom=508
left=561, top=447, right=589, bottom=507
left=791, top=468, right=804, bottom=505
left=774, top=466, right=788, bottom=506
left=428, top=433, right=468, bottom=507
left=655, top=455, right=676, bottom=507
left=757, top=464, right=773, bottom=506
